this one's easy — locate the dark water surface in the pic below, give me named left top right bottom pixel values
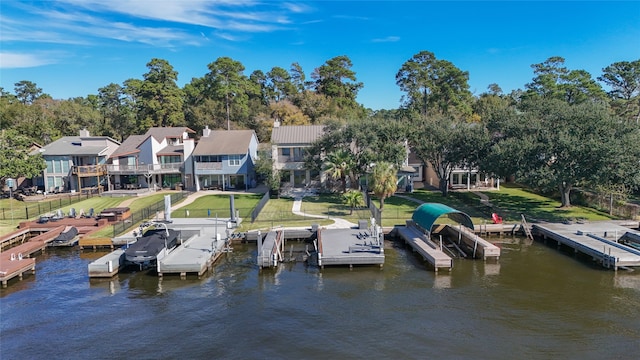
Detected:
left=1, top=238, right=639, bottom=359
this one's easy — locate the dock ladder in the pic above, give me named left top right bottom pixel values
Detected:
left=521, top=214, right=534, bottom=242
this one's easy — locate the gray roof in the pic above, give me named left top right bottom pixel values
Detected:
left=271, top=125, right=324, bottom=145
left=146, top=127, right=195, bottom=142
left=40, top=136, right=119, bottom=157
left=157, top=145, right=184, bottom=155
left=110, top=135, right=146, bottom=158
left=193, top=130, right=256, bottom=156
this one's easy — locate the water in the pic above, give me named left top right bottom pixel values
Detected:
left=1, top=237, right=639, bottom=359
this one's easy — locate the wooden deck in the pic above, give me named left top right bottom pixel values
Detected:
left=316, top=228, right=385, bottom=268
left=396, top=225, right=452, bottom=272
left=0, top=226, right=66, bottom=287
left=532, top=222, right=640, bottom=270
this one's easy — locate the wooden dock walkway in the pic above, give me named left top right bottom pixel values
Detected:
left=0, top=226, right=66, bottom=287
left=396, top=224, right=452, bottom=272
left=532, top=222, right=640, bottom=270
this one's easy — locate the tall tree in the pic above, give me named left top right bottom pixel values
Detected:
left=525, top=56, right=606, bottom=104
left=598, top=59, right=640, bottom=123
left=370, top=161, right=397, bottom=210
left=312, top=55, right=363, bottom=109
left=396, top=50, right=472, bottom=118
left=137, top=58, right=185, bottom=131
left=14, top=80, right=43, bottom=105
left=205, top=57, right=249, bottom=130
left=266, top=66, right=296, bottom=103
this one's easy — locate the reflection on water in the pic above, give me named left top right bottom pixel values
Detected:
left=1, top=238, right=640, bottom=359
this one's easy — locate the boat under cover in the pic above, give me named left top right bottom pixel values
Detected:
left=124, top=228, right=180, bottom=267
left=49, top=226, right=79, bottom=247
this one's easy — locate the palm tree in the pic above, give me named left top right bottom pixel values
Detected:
left=343, top=190, right=365, bottom=215
left=371, top=161, right=397, bottom=210
left=323, top=149, right=355, bottom=193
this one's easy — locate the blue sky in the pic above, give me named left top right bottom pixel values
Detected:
left=1, top=1, right=639, bottom=110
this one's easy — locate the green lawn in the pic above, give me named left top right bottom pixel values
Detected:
left=480, top=184, right=612, bottom=222
left=171, top=193, right=264, bottom=219
left=240, top=197, right=333, bottom=231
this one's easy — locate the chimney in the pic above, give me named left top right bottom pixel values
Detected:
left=203, top=125, right=211, bottom=137
left=79, top=128, right=90, bottom=137
left=273, top=120, right=280, bottom=128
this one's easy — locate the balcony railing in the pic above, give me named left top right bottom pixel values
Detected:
left=106, top=162, right=183, bottom=175
left=195, top=162, right=223, bottom=170
left=72, top=164, right=108, bottom=177
left=277, top=156, right=305, bottom=163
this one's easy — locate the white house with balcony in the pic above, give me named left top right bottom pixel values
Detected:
left=107, top=127, right=195, bottom=190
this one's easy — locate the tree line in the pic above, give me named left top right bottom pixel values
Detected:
left=2, top=52, right=639, bottom=208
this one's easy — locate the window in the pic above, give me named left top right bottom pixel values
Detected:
left=229, top=155, right=242, bottom=166
left=281, top=148, right=290, bottom=156
left=159, top=155, right=181, bottom=164
left=46, top=156, right=69, bottom=174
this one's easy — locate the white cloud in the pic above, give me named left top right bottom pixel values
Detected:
left=371, top=36, right=400, bottom=43
left=0, top=52, right=59, bottom=69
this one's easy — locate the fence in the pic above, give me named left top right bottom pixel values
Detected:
left=251, top=191, right=271, bottom=223
left=0, top=192, right=98, bottom=220
left=110, top=191, right=189, bottom=237
left=576, top=190, right=640, bottom=220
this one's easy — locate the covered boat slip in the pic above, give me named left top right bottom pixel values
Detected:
left=432, top=224, right=501, bottom=260
left=532, top=222, right=640, bottom=270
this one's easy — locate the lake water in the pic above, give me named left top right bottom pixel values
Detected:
left=1, top=237, right=639, bottom=359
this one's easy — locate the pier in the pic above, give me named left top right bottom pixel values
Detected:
left=257, top=230, right=283, bottom=269
left=87, top=249, right=125, bottom=277
left=532, top=222, right=640, bottom=270
left=396, top=222, right=453, bottom=272
left=433, top=224, right=501, bottom=260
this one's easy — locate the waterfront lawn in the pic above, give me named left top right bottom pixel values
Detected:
left=300, top=193, right=370, bottom=223
left=171, top=193, right=263, bottom=219
left=481, top=184, right=612, bottom=222
left=241, top=197, right=333, bottom=231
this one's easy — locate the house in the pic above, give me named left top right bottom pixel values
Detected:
left=270, top=123, right=324, bottom=188
left=36, top=129, right=120, bottom=194
left=192, top=127, right=259, bottom=191
left=409, top=151, right=499, bottom=190
left=107, top=127, right=196, bottom=190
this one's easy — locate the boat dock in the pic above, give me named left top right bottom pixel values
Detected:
left=433, top=224, right=501, bottom=260
left=88, top=218, right=232, bottom=278
left=396, top=222, right=452, bottom=272
left=315, top=227, right=385, bottom=268
left=0, top=226, right=66, bottom=287
left=157, top=231, right=229, bottom=278
left=532, top=222, right=640, bottom=270
left=257, top=229, right=284, bottom=268
left=87, top=249, right=125, bottom=278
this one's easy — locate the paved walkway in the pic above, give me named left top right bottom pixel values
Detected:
left=288, top=188, right=358, bottom=229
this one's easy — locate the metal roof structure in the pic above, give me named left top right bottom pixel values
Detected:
left=271, top=125, right=324, bottom=145
left=412, top=203, right=474, bottom=231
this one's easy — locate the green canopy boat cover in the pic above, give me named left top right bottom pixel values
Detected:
left=411, top=203, right=474, bottom=231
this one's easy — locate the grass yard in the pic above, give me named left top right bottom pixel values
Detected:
left=481, top=184, right=613, bottom=222
left=241, top=197, right=333, bottom=231
left=171, top=193, right=264, bottom=219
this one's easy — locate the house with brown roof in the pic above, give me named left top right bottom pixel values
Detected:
left=36, top=129, right=120, bottom=194
left=107, top=127, right=196, bottom=190
left=270, top=123, right=325, bottom=188
left=192, top=127, right=259, bottom=191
